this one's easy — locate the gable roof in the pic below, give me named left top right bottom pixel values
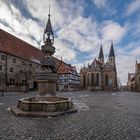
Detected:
left=0, top=29, right=43, bottom=62
left=91, top=59, right=103, bottom=66
left=57, top=60, right=78, bottom=74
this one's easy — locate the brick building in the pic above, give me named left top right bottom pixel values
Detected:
left=0, top=29, right=79, bottom=91
left=80, top=43, right=117, bottom=91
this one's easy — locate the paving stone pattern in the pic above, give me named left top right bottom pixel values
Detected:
left=1, top=91, right=140, bottom=140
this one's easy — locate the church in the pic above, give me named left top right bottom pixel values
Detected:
left=80, top=43, right=117, bottom=91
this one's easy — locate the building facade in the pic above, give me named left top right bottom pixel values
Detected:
left=127, top=61, right=140, bottom=92
left=0, top=29, right=79, bottom=91
left=57, top=60, right=80, bottom=91
left=80, top=43, right=117, bottom=91
left=127, top=73, right=135, bottom=91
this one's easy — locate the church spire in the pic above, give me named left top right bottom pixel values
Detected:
left=98, top=44, right=104, bottom=63
left=109, top=41, right=116, bottom=67
left=109, top=41, right=115, bottom=57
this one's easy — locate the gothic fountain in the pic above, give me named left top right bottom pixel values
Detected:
left=10, top=13, right=77, bottom=117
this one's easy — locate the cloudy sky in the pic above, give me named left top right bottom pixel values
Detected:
left=0, top=0, right=140, bottom=85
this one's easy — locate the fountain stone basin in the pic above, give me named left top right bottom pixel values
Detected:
left=18, top=96, right=73, bottom=112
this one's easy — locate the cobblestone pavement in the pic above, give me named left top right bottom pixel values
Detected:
left=1, top=91, right=140, bottom=140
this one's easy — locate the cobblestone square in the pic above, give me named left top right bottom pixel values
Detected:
left=1, top=91, right=140, bottom=140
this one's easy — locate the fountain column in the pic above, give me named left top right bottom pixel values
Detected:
left=37, top=13, right=58, bottom=96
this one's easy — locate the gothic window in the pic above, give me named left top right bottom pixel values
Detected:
left=9, top=67, right=14, bottom=72
left=83, top=75, right=86, bottom=87
left=91, top=73, right=94, bottom=86
left=105, top=74, right=108, bottom=86
left=96, top=73, right=99, bottom=86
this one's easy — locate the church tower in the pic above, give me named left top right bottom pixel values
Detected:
left=109, top=41, right=115, bottom=66
left=108, top=41, right=117, bottom=88
left=98, top=44, right=104, bottom=63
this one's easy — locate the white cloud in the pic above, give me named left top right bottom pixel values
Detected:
left=24, top=0, right=84, bottom=29
left=126, top=0, right=140, bottom=16
left=0, top=0, right=43, bottom=46
left=116, top=54, right=135, bottom=84
left=92, top=0, right=116, bottom=16
left=54, top=39, right=76, bottom=62
left=129, top=46, right=140, bottom=57
left=92, top=0, right=107, bottom=9
left=100, top=21, right=127, bottom=43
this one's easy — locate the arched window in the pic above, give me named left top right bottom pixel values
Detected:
left=91, top=73, right=94, bottom=86
left=105, top=74, right=108, bottom=86
left=96, top=73, right=99, bottom=86
left=83, top=75, right=86, bottom=87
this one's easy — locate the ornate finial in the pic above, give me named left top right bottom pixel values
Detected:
left=43, top=5, right=54, bottom=44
